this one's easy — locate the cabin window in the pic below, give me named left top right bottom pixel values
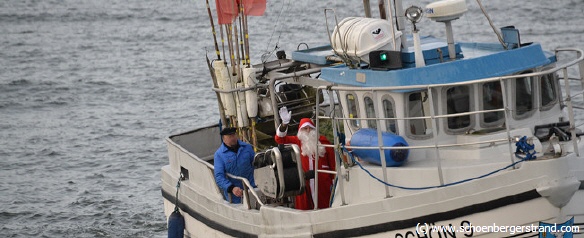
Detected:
left=482, top=81, right=504, bottom=124
left=346, top=93, right=360, bottom=128
left=364, top=96, right=377, bottom=129
left=540, top=73, right=558, bottom=110
left=514, top=75, right=535, bottom=118
left=446, top=86, right=471, bottom=130
left=407, top=91, right=433, bottom=137
left=382, top=97, right=397, bottom=133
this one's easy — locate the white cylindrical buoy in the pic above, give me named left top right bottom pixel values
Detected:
left=243, top=67, right=258, bottom=118
left=213, top=60, right=236, bottom=116
left=236, top=82, right=249, bottom=128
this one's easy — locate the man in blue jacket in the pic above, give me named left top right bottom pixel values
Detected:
left=213, top=127, right=256, bottom=204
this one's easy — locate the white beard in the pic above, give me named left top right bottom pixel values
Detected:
left=297, top=129, right=326, bottom=158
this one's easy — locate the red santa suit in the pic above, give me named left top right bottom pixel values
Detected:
left=274, top=118, right=336, bottom=210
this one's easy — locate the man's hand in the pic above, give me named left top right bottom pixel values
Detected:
left=279, top=106, right=291, bottom=124
left=232, top=187, right=243, bottom=197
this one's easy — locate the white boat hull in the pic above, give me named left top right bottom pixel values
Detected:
left=161, top=130, right=584, bottom=237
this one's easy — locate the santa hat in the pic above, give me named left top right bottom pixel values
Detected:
left=298, top=118, right=315, bottom=130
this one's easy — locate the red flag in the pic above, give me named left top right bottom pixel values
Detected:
left=241, top=0, right=266, bottom=16
left=216, top=0, right=238, bottom=24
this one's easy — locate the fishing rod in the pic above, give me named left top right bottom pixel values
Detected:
left=234, top=3, right=249, bottom=142
left=226, top=0, right=237, bottom=75
left=231, top=21, right=244, bottom=137
left=224, top=24, right=237, bottom=127
left=205, top=0, right=221, bottom=60
left=233, top=22, right=242, bottom=79
left=240, top=3, right=257, bottom=149
left=206, top=0, right=234, bottom=127
left=225, top=24, right=236, bottom=73
left=205, top=52, right=227, bottom=127
left=238, top=4, right=247, bottom=68
left=242, top=11, right=251, bottom=67
left=220, top=21, right=227, bottom=63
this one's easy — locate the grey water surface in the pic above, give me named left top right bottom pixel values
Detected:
left=1, top=0, right=582, bottom=237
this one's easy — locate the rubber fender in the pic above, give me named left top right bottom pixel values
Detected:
left=168, top=210, right=185, bottom=238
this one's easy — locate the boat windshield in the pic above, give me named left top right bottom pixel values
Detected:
left=347, top=93, right=360, bottom=128
left=540, top=73, right=558, bottom=109
left=482, top=81, right=505, bottom=125
left=446, top=86, right=471, bottom=130
left=407, top=91, right=433, bottom=137
left=514, top=74, right=535, bottom=118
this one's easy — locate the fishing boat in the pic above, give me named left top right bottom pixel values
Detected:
left=161, top=0, right=584, bottom=237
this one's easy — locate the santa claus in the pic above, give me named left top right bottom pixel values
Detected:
left=274, top=106, right=336, bottom=210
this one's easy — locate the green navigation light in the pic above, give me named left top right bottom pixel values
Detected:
left=380, top=53, right=388, bottom=61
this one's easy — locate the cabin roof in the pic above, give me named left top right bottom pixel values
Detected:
left=292, top=36, right=556, bottom=88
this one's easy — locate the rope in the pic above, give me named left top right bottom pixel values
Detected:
left=174, top=173, right=184, bottom=212
left=260, top=0, right=290, bottom=63
left=475, top=0, right=507, bottom=49
left=340, top=136, right=535, bottom=190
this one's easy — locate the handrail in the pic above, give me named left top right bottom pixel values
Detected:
left=318, top=107, right=506, bottom=121
left=319, top=137, right=510, bottom=150
left=322, top=48, right=584, bottom=93
left=314, top=48, right=584, bottom=203
left=166, top=137, right=264, bottom=209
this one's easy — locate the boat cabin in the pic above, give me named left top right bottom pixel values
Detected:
left=335, top=67, right=561, bottom=142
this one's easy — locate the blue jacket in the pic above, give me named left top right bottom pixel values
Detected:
left=213, top=140, right=256, bottom=203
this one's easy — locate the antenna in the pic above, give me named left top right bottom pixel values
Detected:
left=426, top=0, right=468, bottom=61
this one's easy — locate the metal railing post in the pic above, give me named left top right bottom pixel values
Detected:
left=576, top=50, right=584, bottom=88
left=563, top=68, right=580, bottom=156
left=426, top=87, right=444, bottom=186
left=327, top=89, right=347, bottom=206
left=372, top=90, right=392, bottom=197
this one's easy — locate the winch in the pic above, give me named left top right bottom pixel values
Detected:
left=253, top=144, right=305, bottom=199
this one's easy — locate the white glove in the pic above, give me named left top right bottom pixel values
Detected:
left=279, top=106, right=291, bottom=124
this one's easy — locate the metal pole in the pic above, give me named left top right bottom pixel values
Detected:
left=386, top=0, right=397, bottom=50
left=378, top=0, right=387, bottom=19
left=445, top=21, right=456, bottom=60
left=563, top=68, right=580, bottom=156
left=363, top=0, right=372, bottom=18
left=426, top=88, right=444, bottom=186
left=327, top=89, right=346, bottom=205
left=373, top=91, right=392, bottom=197
left=393, top=0, right=407, bottom=49
left=314, top=103, right=320, bottom=210
left=499, top=79, right=516, bottom=167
